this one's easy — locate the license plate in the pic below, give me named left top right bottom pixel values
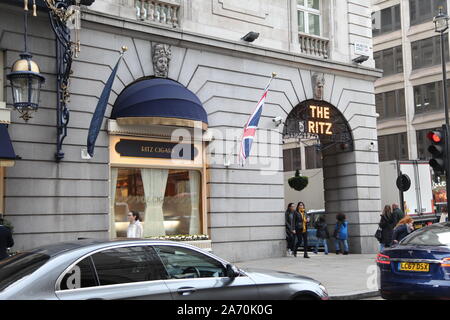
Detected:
left=399, top=262, right=429, bottom=272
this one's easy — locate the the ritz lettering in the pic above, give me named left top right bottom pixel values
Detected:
left=308, top=105, right=333, bottom=135
left=141, top=146, right=172, bottom=153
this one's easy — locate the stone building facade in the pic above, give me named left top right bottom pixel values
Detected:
left=0, top=0, right=381, bottom=262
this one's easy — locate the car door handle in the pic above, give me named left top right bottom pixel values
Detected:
left=177, top=287, right=196, bottom=296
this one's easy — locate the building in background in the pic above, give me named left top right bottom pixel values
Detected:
left=0, top=0, right=381, bottom=261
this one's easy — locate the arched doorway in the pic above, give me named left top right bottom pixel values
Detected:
left=282, top=99, right=377, bottom=253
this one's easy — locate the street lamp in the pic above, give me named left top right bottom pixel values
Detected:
left=6, top=5, right=45, bottom=122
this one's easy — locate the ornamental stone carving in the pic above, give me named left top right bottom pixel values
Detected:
left=152, top=43, right=172, bottom=78
left=312, top=73, right=325, bottom=101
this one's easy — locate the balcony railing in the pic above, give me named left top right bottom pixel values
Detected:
left=135, top=0, right=180, bottom=27
left=299, top=33, right=329, bottom=59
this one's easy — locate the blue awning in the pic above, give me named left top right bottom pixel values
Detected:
left=0, top=124, right=16, bottom=161
left=111, top=78, right=208, bottom=129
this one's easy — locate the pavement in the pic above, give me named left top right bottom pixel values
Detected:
left=235, top=251, right=381, bottom=300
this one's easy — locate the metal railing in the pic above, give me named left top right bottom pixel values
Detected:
left=135, top=0, right=180, bottom=27
left=299, top=33, right=329, bottom=59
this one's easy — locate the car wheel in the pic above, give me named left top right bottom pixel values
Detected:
left=292, top=293, right=320, bottom=300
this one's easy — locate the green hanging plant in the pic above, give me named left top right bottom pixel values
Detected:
left=288, top=170, right=309, bottom=191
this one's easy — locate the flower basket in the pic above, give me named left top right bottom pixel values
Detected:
left=288, top=170, right=309, bottom=191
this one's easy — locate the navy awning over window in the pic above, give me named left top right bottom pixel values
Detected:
left=0, top=124, right=16, bottom=160
left=111, top=78, right=208, bottom=128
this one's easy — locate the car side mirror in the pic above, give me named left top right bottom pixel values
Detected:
left=226, top=264, right=239, bottom=278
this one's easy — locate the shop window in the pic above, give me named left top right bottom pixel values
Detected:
left=111, top=168, right=202, bottom=237
left=283, top=148, right=301, bottom=172
left=374, top=46, right=403, bottom=76
left=378, top=133, right=409, bottom=162
left=372, top=5, right=401, bottom=37
left=0, top=168, right=4, bottom=216
left=91, top=246, right=168, bottom=286
left=297, top=0, right=321, bottom=36
left=411, top=34, right=449, bottom=70
left=410, top=0, right=447, bottom=27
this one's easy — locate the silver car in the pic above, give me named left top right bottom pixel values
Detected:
left=0, top=239, right=328, bottom=300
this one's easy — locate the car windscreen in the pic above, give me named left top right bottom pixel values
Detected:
left=0, top=252, right=50, bottom=291
left=400, top=224, right=450, bottom=247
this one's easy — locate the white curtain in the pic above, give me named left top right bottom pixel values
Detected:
left=189, top=171, right=201, bottom=235
left=109, top=168, right=119, bottom=239
left=141, top=168, right=169, bottom=237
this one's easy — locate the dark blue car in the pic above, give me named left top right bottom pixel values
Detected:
left=377, top=222, right=450, bottom=300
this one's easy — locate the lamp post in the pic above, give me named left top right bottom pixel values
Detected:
left=6, top=7, right=45, bottom=122
left=434, top=7, right=450, bottom=215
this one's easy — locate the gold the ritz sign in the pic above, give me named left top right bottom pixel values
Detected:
left=307, top=105, right=333, bottom=135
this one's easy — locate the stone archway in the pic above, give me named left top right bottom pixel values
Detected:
left=283, top=99, right=379, bottom=254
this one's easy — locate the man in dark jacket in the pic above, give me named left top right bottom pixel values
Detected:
left=285, top=203, right=297, bottom=256
left=0, top=219, right=14, bottom=260
left=392, top=204, right=405, bottom=225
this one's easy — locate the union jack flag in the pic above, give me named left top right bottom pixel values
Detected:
left=240, top=74, right=276, bottom=166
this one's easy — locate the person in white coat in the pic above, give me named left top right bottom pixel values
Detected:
left=127, top=211, right=143, bottom=238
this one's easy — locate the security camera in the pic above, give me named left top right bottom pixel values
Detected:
left=368, top=141, right=376, bottom=151
left=352, top=55, right=369, bottom=64
left=272, top=116, right=283, bottom=127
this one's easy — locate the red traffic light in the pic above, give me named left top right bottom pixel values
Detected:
left=427, top=131, right=443, bottom=143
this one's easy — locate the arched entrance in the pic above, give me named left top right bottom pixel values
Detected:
left=282, top=99, right=377, bottom=254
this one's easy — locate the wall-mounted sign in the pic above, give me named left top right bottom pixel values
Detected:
left=354, top=41, right=371, bottom=56
left=115, top=139, right=198, bottom=160
left=307, top=105, right=333, bottom=135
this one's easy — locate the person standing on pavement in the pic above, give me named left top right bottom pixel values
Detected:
left=0, top=218, right=14, bottom=261
left=439, top=206, right=448, bottom=223
left=295, top=202, right=310, bottom=259
left=392, top=216, right=414, bottom=245
left=127, top=211, right=143, bottom=238
left=378, top=205, right=395, bottom=251
left=391, top=203, right=405, bottom=225
left=334, top=213, right=349, bottom=255
left=313, top=215, right=329, bottom=255
left=285, top=203, right=297, bottom=256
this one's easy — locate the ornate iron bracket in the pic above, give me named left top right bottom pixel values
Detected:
left=43, top=0, right=94, bottom=162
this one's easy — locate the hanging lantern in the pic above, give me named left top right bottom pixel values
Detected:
left=7, top=52, right=45, bottom=121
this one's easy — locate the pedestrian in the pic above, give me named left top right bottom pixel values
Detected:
left=391, top=203, right=405, bottom=225
left=285, top=203, right=297, bottom=256
left=313, top=215, right=329, bottom=255
left=334, top=213, right=349, bottom=255
left=439, top=206, right=448, bottom=223
left=378, top=205, right=395, bottom=251
left=295, top=202, right=310, bottom=258
left=392, top=216, right=415, bottom=245
left=0, top=217, right=14, bottom=261
left=127, top=211, right=143, bottom=238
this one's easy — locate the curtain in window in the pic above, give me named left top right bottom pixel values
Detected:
left=189, top=171, right=201, bottom=235
left=110, top=168, right=118, bottom=238
left=141, top=168, right=168, bottom=237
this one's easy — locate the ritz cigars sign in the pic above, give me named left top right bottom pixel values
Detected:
left=115, top=139, right=198, bottom=160
left=307, top=105, right=333, bottom=136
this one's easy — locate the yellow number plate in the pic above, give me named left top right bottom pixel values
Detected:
left=399, top=262, right=429, bottom=272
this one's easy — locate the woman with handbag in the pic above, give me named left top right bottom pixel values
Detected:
left=378, top=205, right=395, bottom=251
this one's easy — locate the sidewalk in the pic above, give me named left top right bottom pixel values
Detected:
left=235, top=252, right=380, bottom=299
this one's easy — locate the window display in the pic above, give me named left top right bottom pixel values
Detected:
left=111, top=168, right=202, bottom=238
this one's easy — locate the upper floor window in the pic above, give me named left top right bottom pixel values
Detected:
left=378, top=133, right=409, bottom=162
left=372, top=5, right=401, bottom=37
left=374, top=46, right=403, bottom=76
left=414, top=80, right=450, bottom=114
left=410, top=0, right=447, bottom=27
left=411, top=34, right=449, bottom=70
left=297, top=0, right=321, bottom=36
left=376, top=89, right=406, bottom=120
left=305, top=145, right=322, bottom=169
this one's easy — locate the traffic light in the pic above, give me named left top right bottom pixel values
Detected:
left=427, top=129, right=446, bottom=174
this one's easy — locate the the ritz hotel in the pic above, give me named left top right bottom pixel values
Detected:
left=0, top=0, right=382, bottom=262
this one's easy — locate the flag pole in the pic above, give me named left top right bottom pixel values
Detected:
left=224, top=72, right=277, bottom=167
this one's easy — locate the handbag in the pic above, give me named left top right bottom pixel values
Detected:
left=374, top=227, right=382, bottom=242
